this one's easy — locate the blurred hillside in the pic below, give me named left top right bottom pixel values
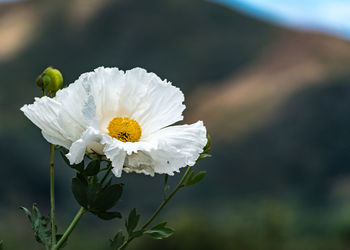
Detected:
left=2, top=0, right=350, bottom=249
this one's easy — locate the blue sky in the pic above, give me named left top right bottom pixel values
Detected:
left=216, top=0, right=350, bottom=39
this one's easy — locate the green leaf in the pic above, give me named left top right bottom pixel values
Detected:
left=76, top=173, right=88, bottom=185
left=96, top=211, right=122, bottom=220
left=185, top=171, right=207, bottom=186
left=110, top=231, right=125, bottom=250
left=72, top=177, right=88, bottom=208
left=19, top=206, right=32, bottom=222
left=125, top=208, right=140, bottom=235
left=20, top=204, right=52, bottom=247
left=84, top=160, right=100, bottom=176
left=0, top=240, right=3, bottom=250
left=186, top=170, right=195, bottom=184
left=144, top=222, right=174, bottom=239
left=91, top=184, right=123, bottom=211
left=86, top=182, right=101, bottom=206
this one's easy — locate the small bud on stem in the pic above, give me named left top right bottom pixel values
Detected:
left=36, top=66, right=63, bottom=95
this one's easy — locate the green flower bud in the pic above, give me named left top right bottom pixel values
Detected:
left=36, top=66, right=63, bottom=94
left=43, top=67, right=63, bottom=93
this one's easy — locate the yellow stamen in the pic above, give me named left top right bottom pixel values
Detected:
left=107, top=117, right=142, bottom=142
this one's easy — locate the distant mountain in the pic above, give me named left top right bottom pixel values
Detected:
left=0, top=0, right=278, bottom=133
left=188, top=31, right=350, bottom=141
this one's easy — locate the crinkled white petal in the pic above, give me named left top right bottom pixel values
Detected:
left=99, top=67, right=186, bottom=137
left=124, top=121, right=207, bottom=176
left=21, top=97, right=72, bottom=148
left=66, top=127, right=103, bottom=164
left=101, top=140, right=127, bottom=178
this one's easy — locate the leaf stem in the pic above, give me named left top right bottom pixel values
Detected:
left=53, top=207, right=86, bottom=250
left=49, top=143, right=56, bottom=247
left=118, top=166, right=192, bottom=250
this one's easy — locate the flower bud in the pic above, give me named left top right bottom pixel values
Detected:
left=36, top=66, right=63, bottom=93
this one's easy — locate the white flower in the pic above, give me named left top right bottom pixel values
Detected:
left=21, top=67, right=207, bottom=177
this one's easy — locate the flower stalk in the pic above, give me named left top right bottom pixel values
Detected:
left=49, top=143, right=56, bottom=247
left=53, top=207, right=86, bottom=250
left=117, top=166, right=193, bottom=250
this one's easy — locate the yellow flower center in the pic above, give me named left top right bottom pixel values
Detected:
left=107, top=117, right=142, bottom=142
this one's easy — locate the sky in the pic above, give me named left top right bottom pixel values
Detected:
left=216, top=0, right=350, bottom=40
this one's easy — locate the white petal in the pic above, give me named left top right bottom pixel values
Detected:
left=124, top=152, right=155, bottom=176
left=101, top=136, right=127, bottom=177
left=21, top=97, right=72, bottom=147
left=120, top=68, right=186, bottom=137
left=66, top=127, right=103, bottom=164
left=124, top=121, right=207, bottom=176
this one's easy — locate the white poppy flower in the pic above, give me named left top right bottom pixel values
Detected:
left=21, top=67, right=207, bottom=177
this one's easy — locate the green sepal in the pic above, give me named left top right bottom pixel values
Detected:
left=110, top=231, right=125, bottom=250
left=185, top=171, right=207, bottom=186
left=72, top=177, right=88, bottom=208
left=144, top=222, right=174, bottom=239
left=84, top=160, right=100, bottom=176
left=125, top=208, right=140, bottom=236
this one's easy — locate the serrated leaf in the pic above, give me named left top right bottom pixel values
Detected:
left=96, top=211, right=122, bottom=220
left=21, top=204, right=52, bottom=247
left=186, top=171, right=206, bottom=186
left=144, top=222, right=174, bottom=239
left=84, top=160, right=100, bottom=176
left=91, top=184, right=123, bottom=211
left=72, top=177, right=88, bottom=208
left=110, top=231, right=125, bottom=250
left=125, top=208, right=140, bottom=235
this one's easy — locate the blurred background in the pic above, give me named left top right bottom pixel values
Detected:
left=1, top=0, right=350, bottom=249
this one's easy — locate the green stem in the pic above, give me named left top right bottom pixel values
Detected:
left=49, top=144, right=56, bottom=247
left=118, top=166, right=192, bottom=250
left=53, top=207, right=86, bottom=250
